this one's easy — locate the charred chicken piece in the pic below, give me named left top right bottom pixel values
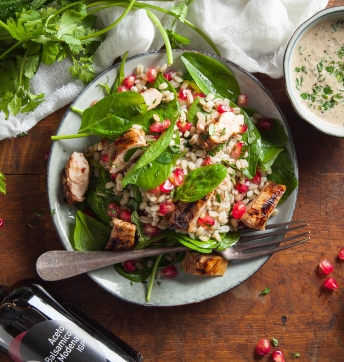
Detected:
left=105, top=217, right=136, bottom=251
left=63, top=152, right=90, bottom=205
left=240, top=180, right=286, bottom=230
left=181, top=251, right=228, bottom=276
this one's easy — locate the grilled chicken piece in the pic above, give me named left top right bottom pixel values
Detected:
left=240, top=181, right=286, bottom=230
left=141, top=88, right=162, bottom=110
left=198, top=112, right=245, bottom=151
left=181, top=251, right=228, bottom=276
left=63, top=152, right=90, bottom=204
left=100, top=128, right=146, bottom=174
left=105, top=217, right=136, bottom=251
left=168, top=192, right=214, bottom=232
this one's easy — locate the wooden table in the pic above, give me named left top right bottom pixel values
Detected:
left=1, top=1, right=344, bottom=361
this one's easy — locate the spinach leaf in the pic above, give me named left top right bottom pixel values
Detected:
left=122, top=116, right=178, bottom=187
left=267, top=149, right=298, bottom=204
left=73, top=210, right=110, bottom=251
left=111, top=51, right=128, bottom=93
left=79, top=92, right=148, bottom=138
left=131, top=210, right=149, bottom=243
left=86, top=190, right=112, bottom=225
left=114, top=261, right=152, bottom=282
left=181, top=52, right=240, bottom=102
left=174, top=164, right=228, bottom=202
left=216, top=231, right=240, bottom=251
left=187, top=96, right=207, bottom=125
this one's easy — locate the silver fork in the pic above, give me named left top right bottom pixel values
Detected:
left=36, top=220, right=310, bottom=281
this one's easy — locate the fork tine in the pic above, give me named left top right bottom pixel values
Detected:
left=237, top=231, right=310, bottom=252
left=234, top=236, right=310, bottom=260
left=239, top=220, right=308, bottom=234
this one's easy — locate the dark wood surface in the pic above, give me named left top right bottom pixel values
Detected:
left=1, top=1, right=344, bottom=361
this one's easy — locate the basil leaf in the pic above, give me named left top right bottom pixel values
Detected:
left=174, top=164, right=228, bottom=202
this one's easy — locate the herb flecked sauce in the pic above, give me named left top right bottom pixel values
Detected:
left=292, top=18, right=344, bottom=126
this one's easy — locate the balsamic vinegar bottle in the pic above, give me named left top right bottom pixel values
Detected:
left=0, top=279, right=143, bottom=362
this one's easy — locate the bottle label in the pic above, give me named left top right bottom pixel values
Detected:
left=9, top=320, right=107, bottom=362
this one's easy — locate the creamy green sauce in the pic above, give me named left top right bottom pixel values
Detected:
left=292, top=18, right=344, bottom=126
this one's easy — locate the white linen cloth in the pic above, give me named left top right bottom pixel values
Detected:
left=0, top=0, right=328, bottom=140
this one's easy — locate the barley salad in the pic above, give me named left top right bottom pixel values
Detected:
left=49, top=50, right=298, bottom=305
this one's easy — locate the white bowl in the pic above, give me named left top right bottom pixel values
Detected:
left=284, top=6, right=344, bottom=137
left=48, top=50, right=298, bottom=306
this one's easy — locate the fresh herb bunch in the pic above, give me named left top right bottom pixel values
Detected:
left=0, top=0, right=220, bottom=119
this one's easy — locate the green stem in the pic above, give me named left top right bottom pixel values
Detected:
left=0, top=40, right=23, bottom=61
left=79, top=0, right=136, bottom=40
left=51, top=133, right=90, bottom=140
left=70, top=106, right=84, bottom=115
left=0, top=20, right=10, bottom=32
left=146, top=254, right=163, bottom=303
left=146, top=10, right=173, bottom=66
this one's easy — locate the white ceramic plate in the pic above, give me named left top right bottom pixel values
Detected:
left=48, top=50, right=298, bottom=306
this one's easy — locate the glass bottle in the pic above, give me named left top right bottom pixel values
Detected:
left=0, top=278, right=143, bottom=362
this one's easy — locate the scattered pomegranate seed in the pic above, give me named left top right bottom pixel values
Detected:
left=107, top=203, right=120, bottom=218
left=162, top=119, right=171, bottom=130
left=101, top=154, right=109, bottom=163
left=159, top=180, right=175, bottom=193
left=257, top=118, right=275, bottom=130
left=0, top=218, right=4, bottom=228
left=237, top=94, right=248, bottom=107
left=238, top=124, right=248, bottom=134
left=163, top=70, right=174, bottom=81
left=159, top=201, right=176, bottom=215
left=235, top=179, right=250, bottom=193
left=149, top=121, right=163, bottom=133
left=194, top=93, right=206, bottom=98
left=232, top=201, right=247, bottom=219
left=318, top=259, right=334, bottom=275
left=118, top=85, right=128, bottom=92
left=177, top=120, right=192, bottom=133
left=202, top=155, right=212, bottom=166
left=197, top=215, right=215, bottom=228
left=323, top=277, right=338, bottom=290
left=230, top=141, right=244, bottom=159
left=161, top=265, right=178, bottom=278
left=143, top=223, right=161, bottom=237
left=251, top=170, right=261, bottom=185
left=110, top=173, right=118, bottom=181
left=217, top=104, right=233, bottom=113
left=101, top=138, right=107, bottom=145
left=123, top=260, right=136, bottom=273
left=178, top=88, right=188, bottom=100
left=169, top=168, right=184, bottom=186
left=146, top=67, right=157, bottom=82
left=272, top=350, right=285, bottom=362
left=119, top=209, right=132, bottom=222
left=44, top=150, right=50, bottom=161
left=123, top=74, right=136, bottom=89
left=338, top=247, right=344, bottom=260
left=255, top=338, right=271, bottom=356
left=148, top=186, right=161, bottom=194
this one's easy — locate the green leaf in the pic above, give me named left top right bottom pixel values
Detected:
left=57, top=6, right=87, bottom=38
left=174, top=164, right=228, bottom=202
left=112, top=51, right=128, bottom=93
left=270, top=337, right=278, bottom=346
left=0, top=173, right=6, bottom=195
left=42, top=41, right=60, bottom=64
left=24, top=54, right=39, bottom=78
left=8, top=93, right=21, bottom=116
left=216, top=231, right=240, bottom=251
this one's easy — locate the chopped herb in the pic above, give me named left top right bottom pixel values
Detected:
left=220, top=128, right=226, bottom=136
left=260, top=287, right=270, bottom=295
left=271, top=337, right=279, bottom=347
left=130, top=281, right=133, bottom=286
left=157, top=281, right=161, bottom=286
left=51, top=209, right=56, bottom=216
left=295, top=67, right=300, bottom=72
left=216, top=193, right=221, bottom=203
left=18, top=132, right=29, bottom=137
left=292, top=352, right=300, bottom=358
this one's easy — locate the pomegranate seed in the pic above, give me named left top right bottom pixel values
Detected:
left=163, top=70, right=174, bottom=81
left=202, top=155, right=212, bottom=166
left=237, top=94, right=248, bottom=107
left=251, top=170, right=261, bottom=185
left=82, top=210, right=93, bottom=217
left=101, top=154, right=109, bottom=163
left=178, top=88, right=188, bottom=100
left=197, top=215, right=215, bottom=228
left=338, top=247, right=344, bottom=260
left=230, top=141, right=244, bottom=159
left=169, top=168, right=184, bottom=186
left=232, top=201, right=247, bottom=219
left=239, top=124, right=248, bottom=134
left=107, top=203, right=120, bottom=218
left=124, top=260, right=136, bottom=273
left=162, top=119, right=171, bottom=130
left=149, top=121, right=163, bottom=133
left=0, top=218, right=3, bottom=228
left=44, top=150, right=50, bottom=161
left=146, top=67, right=157, bottom=82
left=272, top=350, right=285, bottom=362
left=255, top=338, right=270, bottom=356
left=323, top=277, right=338, bottom=290
left=318, top=259, right=334, bottom=275
left=177, top=120, right=192, bottom=133
left=110, top=173, right=118, bottom=181
left=195, top=93, right=206, bottom=98
left=148, top=186, right=161, bottom=194
left=217, top=104, right=233, bottom=113
left=235, top=179, right=250, bottom=193
left=159, top=201, right=176, bottom=215
left=118, top=85, right=128, bottom=92
left=123, top=74, right=136, bottom=89
left=143, top=223, right=161, bottom=237
left=257, top=118, right=275, bottom=130
left=119, top=209, right=132, bottom=222
left=159, top=179, right=175, bottom=193
left=161, top=265, right=178, bottom=278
